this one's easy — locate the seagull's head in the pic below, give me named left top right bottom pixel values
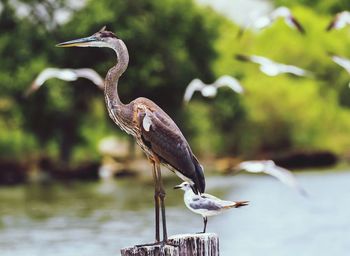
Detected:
left=174, top=182, right=192, bottom=191
left=56, top=26, right=119, bottom=50
left=274, top=6, right=291, bottom=18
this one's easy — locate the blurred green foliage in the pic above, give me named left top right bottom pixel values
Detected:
left=1, top=0, right=350, bottom=165
left=0, top=0, right=219, bottom=163
left=212, top=6, right=350, bottom=155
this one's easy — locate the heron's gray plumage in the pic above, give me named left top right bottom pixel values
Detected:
left=57, top=27, right=206, bottom=242
left=136, top=99, right=205, bottom=193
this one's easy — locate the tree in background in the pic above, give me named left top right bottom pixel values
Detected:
left=2, top=0, right=350, bottom=166
left=213, top=5, right=350, bottom=156
left=0, top=0, right=221, bottom=164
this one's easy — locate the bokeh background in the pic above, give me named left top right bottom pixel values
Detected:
left=0, top=0, right=350, bottom=255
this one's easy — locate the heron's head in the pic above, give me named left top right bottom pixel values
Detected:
left=174, top=182, right=192, bottom=191
left=56, top=26, right=119, bottom=49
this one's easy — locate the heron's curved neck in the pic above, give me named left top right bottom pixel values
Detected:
left=105, top=39, right=129, bottom=106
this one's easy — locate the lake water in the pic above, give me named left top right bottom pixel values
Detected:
left=0, top=169, right=349, bottom=256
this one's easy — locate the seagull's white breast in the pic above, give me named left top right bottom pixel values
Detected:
left=201, top=86, right=217, bottom=97
left=260, top=64, right=280, bottom=76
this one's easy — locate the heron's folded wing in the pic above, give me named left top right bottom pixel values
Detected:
left=138, top=107, right=205, bottom=192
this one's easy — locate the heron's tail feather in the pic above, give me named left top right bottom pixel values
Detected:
left=192, top=155, right=206, bottom=194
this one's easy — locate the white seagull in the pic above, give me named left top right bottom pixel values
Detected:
left=183, top=75, right=244, bottom=103
left=236, top=54, right=311, bottom=77
left=252, top=6, right=305, bottom=34
left=326, top=11, right=350, bottom=31
left=235, top=160, right=307, bottom=196
left=174, top=181, right=249, bottom=233
left=25, top=67, right=104, bottom=96
left=330, top=55, right=350, bottom=88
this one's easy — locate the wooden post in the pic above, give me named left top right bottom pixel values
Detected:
left=121, top=233, right=219, bottom=256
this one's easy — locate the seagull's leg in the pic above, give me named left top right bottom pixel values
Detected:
left=196, top=216, right=208, bottom=234
left=152, top=161, right=160, bottom=242
left=203, top=216, right=208, bottom=233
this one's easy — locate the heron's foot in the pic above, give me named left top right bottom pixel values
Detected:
left=160, top=240, right=178, bottom=248
left=135, top=241, right=161, bottom=247
left=135, top=240, right=178, bottom=248
left=196, top=231, right=205, bottom=234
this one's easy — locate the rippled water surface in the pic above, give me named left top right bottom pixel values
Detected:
left=0, top=169, right=349, bottom=256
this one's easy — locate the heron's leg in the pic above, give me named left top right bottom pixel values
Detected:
left=152, top=161, right=160, bottom=242
left=135, top=161, right=160, bottom=248
left=155, top=163, right=168, bottom=242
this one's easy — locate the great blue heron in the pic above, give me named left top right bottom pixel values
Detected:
left=235, top=54, right=312, bottom=77
left=57, top=26, right=206, bottom=245
left=183, top=75, right=244, bottom=104
left=235, top=160, right=307, bottom=196
left=326, top=11, right=350, bottom=31
left=174, top=181, right=248, bottom=233
left=330, top=55, right=350, bottom=88
left=25, top=67, right=104, bottom=96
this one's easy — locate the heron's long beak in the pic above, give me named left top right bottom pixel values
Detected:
left=173, top=185, right=182, bottom=190
left=56, top=36, right=98, bottom=47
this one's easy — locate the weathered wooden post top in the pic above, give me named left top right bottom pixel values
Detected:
left=121, top=233, right=219, bottom=256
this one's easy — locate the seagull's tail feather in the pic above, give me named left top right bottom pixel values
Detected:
left=326, top=20, right=335, bottom=31
left=291, top=17, right=305, bottom=34
left=224, top=200, right=249, bottom=209
left=235, top=54, right=251, bottom=62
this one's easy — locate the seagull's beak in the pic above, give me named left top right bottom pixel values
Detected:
left=173, top=185, right=182, bottom=190
left=56, top=35, right=99, bottom=48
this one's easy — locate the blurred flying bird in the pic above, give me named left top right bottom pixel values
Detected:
left=56, top=26, right=206, bottom=245
left=235, top=160, right=307, bottom=196
left=183, top=75, right=244, bottom=103
left=330, top=55, right=350, bottom=88
left=25, top=68, right=104, bottom=96
left=326, top=11, right=350, bottom=31
left=235, top=54, right=312, bottom=77
left=250, top=6, right=305, bottom=34
left=174, top=181, right=249, bottom=233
